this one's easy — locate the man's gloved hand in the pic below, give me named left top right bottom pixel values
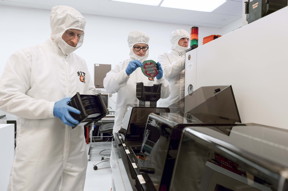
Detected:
left=53, top=97, right=80, bottom=127
left=156, top=62, right=163, bottom=80
left=126, top=60, right=143, bottom=75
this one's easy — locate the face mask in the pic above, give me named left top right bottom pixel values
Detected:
left=56, top=37, right=80, bottom=56
left=172, top=44, right=189, bottom=56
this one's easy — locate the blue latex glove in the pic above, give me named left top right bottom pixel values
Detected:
left=125, top=60, right=143, bottom=75
left=156, top=62, right=163, bottom=80
left=53, top=97, right=80, bottom=127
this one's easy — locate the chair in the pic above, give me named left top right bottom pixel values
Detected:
left=92, top=122, right=114, bottom=170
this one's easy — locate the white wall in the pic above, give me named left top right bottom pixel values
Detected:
left=221, top=0, right=248, bottom=34
left=0, top=5, right=224, bottom=76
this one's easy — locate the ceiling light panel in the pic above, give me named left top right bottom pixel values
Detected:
left=161, top=0, right=227, bottom=12
left=112, top=0, right=162, bottom=6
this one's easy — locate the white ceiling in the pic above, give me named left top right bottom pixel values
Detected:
left=0, top=0, right=243, bottom=28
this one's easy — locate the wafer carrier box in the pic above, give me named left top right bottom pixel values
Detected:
left=68, top=92, right=108, bottom=128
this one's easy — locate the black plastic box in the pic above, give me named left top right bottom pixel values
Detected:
left=245, top=0, right=288, bottom=23
left=68, top=92, right=108, bottom=127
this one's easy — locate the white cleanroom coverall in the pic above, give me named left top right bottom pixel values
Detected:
left=103, top=31, right=170, bottom=133
left=0, top=5, right=94, bottom=191
left=157, top=29, right=190, bottom=107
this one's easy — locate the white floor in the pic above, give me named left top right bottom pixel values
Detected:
left=84, top=141, right=112, bottom=191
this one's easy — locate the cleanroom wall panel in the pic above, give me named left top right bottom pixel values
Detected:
left=185, top=6, right=288, bottom=129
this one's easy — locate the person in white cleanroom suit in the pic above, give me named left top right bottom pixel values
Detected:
left=0, top=5, right=95, bottom=191
left=103, top=31, right=170, bottom=134
left=157, top=29, right=190, bottom=107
